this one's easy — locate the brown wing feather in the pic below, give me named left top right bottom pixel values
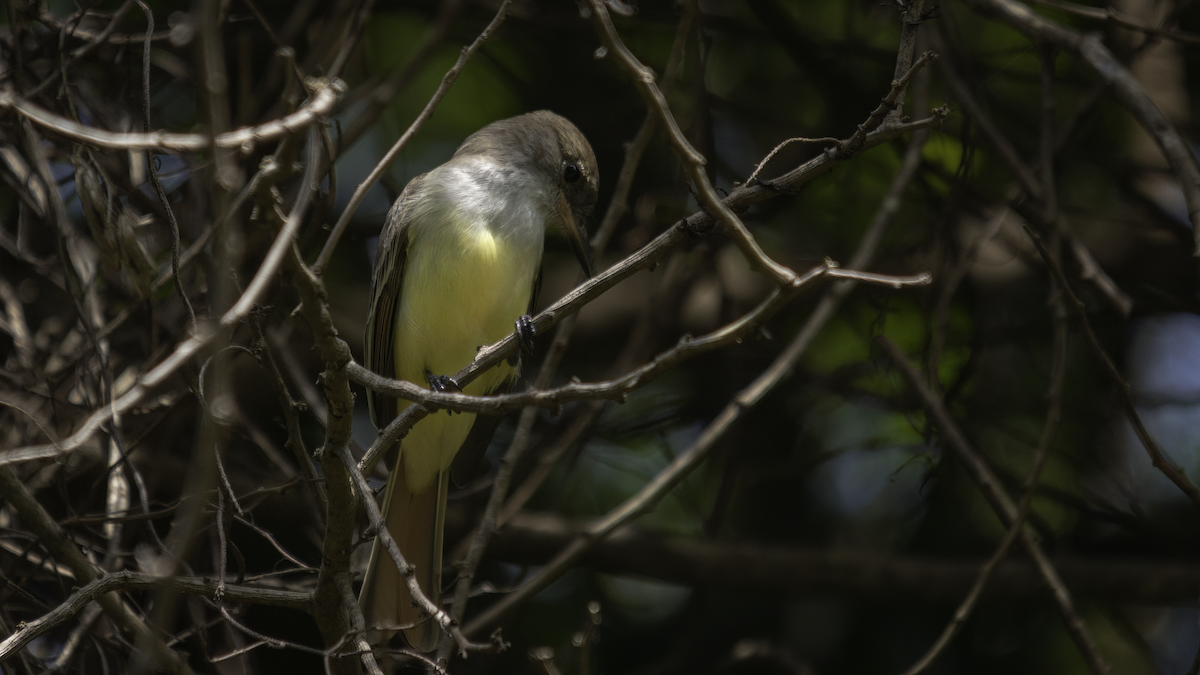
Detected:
left=361, top=173, right=434, bottom=646
left=364, top=174, right=427, bottom=428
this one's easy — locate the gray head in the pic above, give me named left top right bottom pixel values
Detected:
left=455, top=111, right=599, bottom=275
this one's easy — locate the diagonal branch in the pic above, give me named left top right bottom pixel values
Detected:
left=461, top=267, right=930, bottom=636
left=0, top=468, right=195, bottom=673
left=313, top=0, right=512, bottom=274
left=957, top=0, right=1200, bottom=253
left=584, top=0, right=795, bottom=285
left=1023, top=226, right=1200, bottom=506
left=879, top=337, right=1112, bottom=675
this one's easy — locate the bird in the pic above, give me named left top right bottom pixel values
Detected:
left=359, top=110, right=598, bottom=651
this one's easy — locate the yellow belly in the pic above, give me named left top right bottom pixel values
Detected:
left=392, top=225, right=537, bottom=493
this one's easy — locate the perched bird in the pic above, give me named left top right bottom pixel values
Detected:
left=360, top=111, right=598, bottom=651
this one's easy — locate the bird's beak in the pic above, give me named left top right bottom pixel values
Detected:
left=560, top=199, right=596, bottom=278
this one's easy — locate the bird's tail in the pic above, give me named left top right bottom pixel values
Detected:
left=359, top=456, right=447, bottom=652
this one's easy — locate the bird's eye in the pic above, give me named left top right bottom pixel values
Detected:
left=563, top=164, right=582, bottom=183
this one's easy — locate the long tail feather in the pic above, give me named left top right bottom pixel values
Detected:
left=360, top=459, right=448, bottom=651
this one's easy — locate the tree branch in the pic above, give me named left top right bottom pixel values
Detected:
left=0, top=78, right=346, bottom=153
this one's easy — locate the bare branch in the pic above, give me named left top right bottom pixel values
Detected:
left=1028, top=0, right=1200, bottom=45
left=0, top=468, right=195, bottom=673
left=487, top=512, right=1200, bottom=604
left=958, top=0, right=1200, bottom=253
left=354, top=266, right=931, bottom=472
left=1, top=128, right=326, bottom=466
left=1023, top=225, right=1200, bottom=506
left=461, top=265, right=930, bottom=636
left=0, top=570, right=310, bottom=662
left=879, top=337, right=1112, bottom=675
left=903, top=220, right=1072, bottom=674
left=585, top=0, right=796, bottom=285
left=0, top=79, right=346, bottom=153
left=313, top=0, right=513, bottom=274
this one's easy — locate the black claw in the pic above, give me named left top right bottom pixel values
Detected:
left=515, top=315, right=536, bottom=357
left=427, top=373, right=461, bottom=395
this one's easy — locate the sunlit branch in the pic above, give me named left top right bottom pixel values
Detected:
left=0, top=79, right=345, bottom=152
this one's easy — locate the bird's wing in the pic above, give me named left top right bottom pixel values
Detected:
left=364, top=173, right=426, bottom=429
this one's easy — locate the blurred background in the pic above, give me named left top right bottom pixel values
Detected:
left=2, top=0, right=1200, bottom=673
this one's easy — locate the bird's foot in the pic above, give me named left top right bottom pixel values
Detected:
left=515, top=315, right=536, bottom=358
left=427, top=373, right=462, bottom=394
left=427, top=373, right=462, bottom=415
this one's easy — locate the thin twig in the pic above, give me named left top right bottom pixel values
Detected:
left=745, top=136, right=841, bottom=185
left=2, top=127, right=326, bottom=466
left=134, top=0, right=195, bottom=330
left=958, top=0, right=1200, bottom=253
left=901, top=186, right=1071, bottom=673
left=462, top=266, right=930, bottom=636
left=878, top=337, right=1112, bottom=675
left=937, top=52, right=1133, bottom=316
left=312, top=0, right=511, bottom=275
left=1023, top=226, right=1200, bottom=506
left=585, top=0, right=796, bottom=286
left=1028, top=0, right=1200, bottom=45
